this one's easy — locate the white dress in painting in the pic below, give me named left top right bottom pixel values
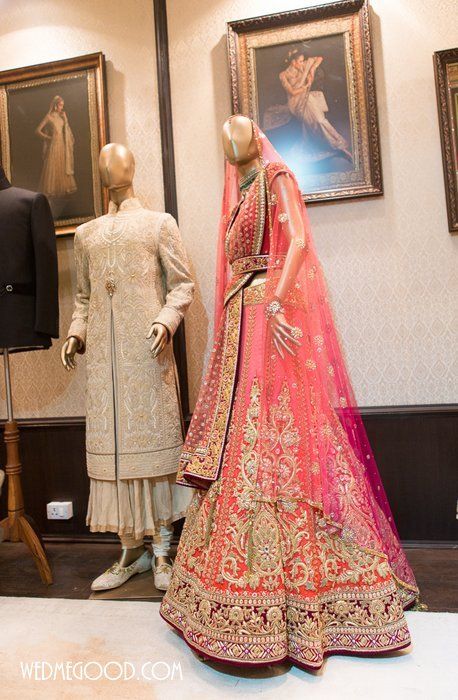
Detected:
left=36, top=107, right=77, bottom=197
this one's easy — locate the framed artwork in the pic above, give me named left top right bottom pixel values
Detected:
left=0, top=53, right=109, bottom=236
left=434, top=47, right=458, bottom=234
left=227, top=0, right=382, bottom=203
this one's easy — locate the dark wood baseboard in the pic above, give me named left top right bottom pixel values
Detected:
left=0, top=417, right=88, bottom=540
left=1, top=404, right=457, bottom=543
left=361, top=403, right=458, bottom=541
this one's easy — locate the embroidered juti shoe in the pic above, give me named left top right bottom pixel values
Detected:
left=153, top=556, right=173, bottom=591
left=91, top=550, right=152, bottom=591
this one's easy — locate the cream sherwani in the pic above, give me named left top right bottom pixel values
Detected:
left=67, top=197, right=194, bottom=537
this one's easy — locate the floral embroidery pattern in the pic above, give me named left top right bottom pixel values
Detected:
left=166, top=160, right=417, bottom=669
left=163, top=366, right=413, bottom=668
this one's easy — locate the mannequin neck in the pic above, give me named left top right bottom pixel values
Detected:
left=0, top=166, right=11, bottom=190
left=236, top=156, right=261, bottom=178
left=109, top=184, right=135, bottom=207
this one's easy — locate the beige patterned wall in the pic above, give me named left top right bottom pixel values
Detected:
left=168, top=0, right=458, bottom=409
left=0, top=0, right=164, bottom=419
left=1, top=0, right=457, bottom=420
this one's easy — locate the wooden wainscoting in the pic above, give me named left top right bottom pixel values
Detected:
left=0, top=405, right=457, bottom=543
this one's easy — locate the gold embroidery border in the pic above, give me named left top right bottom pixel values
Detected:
left=87, top=71, right=103, bottom=219
left=0, top=87, right=10, bottom=178
left=180, top=166, right=271, bottom=484
left=164, top=562, right=414, bottom=617
left=161, top=570, right=412, bottom=668
left=178, top=292, right=243, bottom=484
left=231, top=254, right=269, bottom=276
left=243, top=284, right=266, bottom=305
left=224, top=169, right=267, bottom=306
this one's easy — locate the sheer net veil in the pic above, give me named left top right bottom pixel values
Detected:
left=213, top=119, right=418, bottom=597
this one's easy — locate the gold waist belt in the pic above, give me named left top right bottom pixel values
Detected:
left=231, top=254, right=285, bottom=276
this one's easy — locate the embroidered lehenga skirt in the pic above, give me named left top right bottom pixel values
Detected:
left=160, top=283, right=416, bottom=669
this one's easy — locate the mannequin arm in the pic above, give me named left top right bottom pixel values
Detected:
left=267, top=172, right=308, bottom=358
left=66, top=227, right=90, bottom=353
left=152, top=213, right=194, bottom=340
left=271, top=172, right=308, bottom=303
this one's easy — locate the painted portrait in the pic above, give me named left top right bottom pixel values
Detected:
left=0, top=53, right=109, bottom=235
left=256, top=35, right=353, bottom=194
left=228, top=0, right=383, bottom=203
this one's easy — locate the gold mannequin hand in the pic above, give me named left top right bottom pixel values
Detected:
left=61, top=336, right=80, bottom=371
left=146, top=322, right=169, bottom=358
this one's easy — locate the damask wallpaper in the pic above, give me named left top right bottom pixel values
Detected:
left=0, top=0, right=164, bottom=419
left=168, top=0, right=458, bottom=408
left=0, top=0, right=457, bottom=421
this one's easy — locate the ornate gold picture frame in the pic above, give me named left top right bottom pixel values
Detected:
left=0, top=53, right=109, bottom=236
left=227, top=0, right=382, bottom=203
left=434, top=47, right=458, bottom=234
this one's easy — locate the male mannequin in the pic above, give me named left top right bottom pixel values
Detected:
left=62, top=144, right=194, bottom=591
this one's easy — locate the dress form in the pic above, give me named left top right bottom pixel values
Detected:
left=0, top=166, right=56, bottom=583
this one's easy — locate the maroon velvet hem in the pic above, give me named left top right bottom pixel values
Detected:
left=159, top=609, right=412, bottom=673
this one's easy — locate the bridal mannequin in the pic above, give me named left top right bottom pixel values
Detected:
left=222, top=115, right=302, bottom=356
left=62, top=143, right=194, bottom=590
left=160, top=116, right=418, bottom=670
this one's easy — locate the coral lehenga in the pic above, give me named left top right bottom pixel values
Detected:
left=160, top=124, right=419, bottom=671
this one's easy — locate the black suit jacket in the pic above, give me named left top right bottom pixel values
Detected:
left=0, top=171, right=59, bottom=352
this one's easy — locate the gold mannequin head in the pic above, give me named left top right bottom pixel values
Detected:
left=222, top=115, right=259, bottom=168
left=99, top=143, right=135, bottom=191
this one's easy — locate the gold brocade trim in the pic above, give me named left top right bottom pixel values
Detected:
left=231, top=254, right=269, bottom=276
left=223, top=271, right=253, bottom=307
left=177, top=292, right=243, bottom=485
left=87, top=70, right=103, bottom=218
left=231, top=253, right=286, bottom=277
left=224, top=201, right=243, bottom=257
left=161, top=568, right=413, bottom=669
left=224, top=170, right=267, bottom=307
left=0, top=88, right=10, bottom=180
left=243, top=284, right=266, bottom=305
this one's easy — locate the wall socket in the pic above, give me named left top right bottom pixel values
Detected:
left=47, top=501, right=73, bottom=520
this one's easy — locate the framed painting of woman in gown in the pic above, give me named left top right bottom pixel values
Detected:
left=227, top=0, right=383, bottom=203
left=0, top=53, right=109, bottom=235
